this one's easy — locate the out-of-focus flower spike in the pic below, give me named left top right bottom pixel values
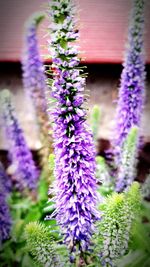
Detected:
left=25, top=222, right=64, bottom=267
left=0, top=191, right=12, bottom=245
left=113, top=0, right=146, bottom=164
left=116, top=126, right=139, bottom=192
left=22, top=12, right=53, bottom=177
left=95, top=182, right=141, bottom=267
left=0, top=89, right=39, bottom=191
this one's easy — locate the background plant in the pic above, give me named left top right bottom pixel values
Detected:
left=0, top=89, right=39, bottom=191
left=0, top=0, right=149, bottom=266
left=22, top=13, right=53, bottom=180
left=113, top=0, right=145, bottom=165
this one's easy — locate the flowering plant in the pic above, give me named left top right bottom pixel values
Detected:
left=1, top=0, right=149, bottom=267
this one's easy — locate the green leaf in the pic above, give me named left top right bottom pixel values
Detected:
left=43, top=203, right=55, bottom=213
left=24, top=206, right=41, bottom=224
left=131, top=222, right=150, bottom=253
left=37, top=175, right=49, bottom=202
left=11, top=219, right=25, bottom=241
left=116, top=250, right=147, bottom=267
left=60, top=38, right=67, bottom=49
left=21, top=254, right=35, bottom=267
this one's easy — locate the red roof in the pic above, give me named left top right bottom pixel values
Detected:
left=0, top=0, right=150, bottom=63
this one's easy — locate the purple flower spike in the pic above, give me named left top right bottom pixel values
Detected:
left=47, top=0, right=99, bottom=254
left=22, top=13, right=53, bottom=172
left=1, top=90, right=39, bottom=191
left=0, top=163, right=11, bottom=244
left=22, top=13, right=47, bottom=113
left=113, top=0, right=146, bottom=164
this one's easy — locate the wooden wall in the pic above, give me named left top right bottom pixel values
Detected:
left=0, top=0, right=150, bottom=63
left=0, top=63, right=150, bottom=150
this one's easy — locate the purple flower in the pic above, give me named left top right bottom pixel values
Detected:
left=113, top=0, right=145, bottom=164
left=22, top=13, right=47, bottom=113
left=22, top=13, right=53, bottom=171
left=0, top=191, right=12, bottom=244
left=0, top=164, right=11, bottom=243
left=47, top=0, right=99, bottom=254
left=1, top=90, right=39, bottom=191
left=0, top=162, right=12, bottom=193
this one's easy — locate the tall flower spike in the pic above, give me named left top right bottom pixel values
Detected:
left=0, top=89, right=39, bottom=191
left=95, top=182, right=141, bottom=267
left=47, top=0, right=99, bottom=255
left=113, top=0, right=145, bottom=163
left=22, top=13, right=52, bottom=175
left=116, top=127, right=139, bottom=192
left=0, top=164, right=12, bottom=244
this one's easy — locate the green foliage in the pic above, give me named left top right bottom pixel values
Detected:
left=37, top=171, right=49, bottom=202
left=34, top=13, right=45, bottom=26
left=25, top=222, right=61, bottom=267
left=48, top=153, right=55, bottom=182
left=25, top=222, right=72, bottom=267
left=122, top=127, right=138, bottom=162
left=0, top=173, right=49, bottom=266
left=25, top=12, right=45, bottom=28
left=116, top=200, right=150, bottom=267
left=141, top=173, right=150, bottom=199
left=94, top=182, right=141, bottom=267
left=90, top=105, right=101, bottom=142
left=96, top=156, right=114, bottom=196
left=116, top=127, right=139, bottom=191
left=0, top=191, right=37, bottom=267
left=0, top=150, right=56, bottom=266
left=125, top=182, right=141, bottom=214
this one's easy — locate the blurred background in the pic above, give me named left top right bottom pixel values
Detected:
left=0, top=0, right=150, bottom=180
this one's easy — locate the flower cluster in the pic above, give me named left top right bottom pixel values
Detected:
left=47, top=0, right=99, bottom=254
left=116, top=127, right=139, bottom=192
left=95, top=182, right=141, bottom=267
left=22, top=13, right=52, bottom=173
left=0, top=163, right=11, bottom=244
left=113, top=0, right=145, bottom=163
left=1, top=90, right=39, bottom=191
